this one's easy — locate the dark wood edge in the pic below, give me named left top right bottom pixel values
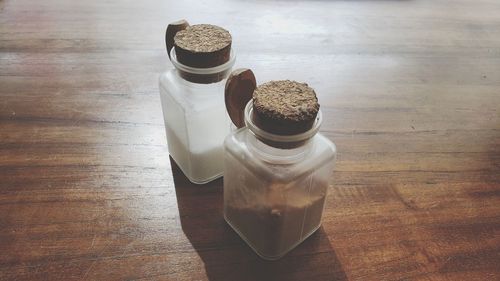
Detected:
left=165, top=19, right=189, bottom=60
left=225, top=68, right=257, bottom=128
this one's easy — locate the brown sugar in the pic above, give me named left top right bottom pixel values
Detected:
left=224, top=181, right=328, bottom=259
left=253, top=80, right=319, bottom=135
left=174, top=24, right=232, bottom=68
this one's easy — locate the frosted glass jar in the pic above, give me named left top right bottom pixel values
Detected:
left=159, top=48, right=235, bottom=184
left=224, top=102, right=336, bottom=260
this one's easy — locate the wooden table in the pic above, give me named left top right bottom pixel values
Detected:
left=1, top=0, right=499, bottom=280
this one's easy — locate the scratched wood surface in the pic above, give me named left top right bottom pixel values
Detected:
left=1, top=0, right=499, bottom=280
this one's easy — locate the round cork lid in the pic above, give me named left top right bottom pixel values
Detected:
left=253, top=80, right=320, bottom=135
left=173, top=24, right=232, bottom=68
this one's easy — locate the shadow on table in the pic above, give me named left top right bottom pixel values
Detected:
left=170, top=157, right=347, bottom=281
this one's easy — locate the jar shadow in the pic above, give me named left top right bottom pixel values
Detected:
left=170, top=156, right=348, bottom=281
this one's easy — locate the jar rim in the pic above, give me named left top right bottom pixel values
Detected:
left=169, top=48, right=236, bottom=75
left=244, top=101, right=322, bottom=143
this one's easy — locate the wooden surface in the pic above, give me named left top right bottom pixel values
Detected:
left=1, top=0, right=499, bottom=280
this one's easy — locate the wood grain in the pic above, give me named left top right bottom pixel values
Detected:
left=1, top=0, right=499, bottom=280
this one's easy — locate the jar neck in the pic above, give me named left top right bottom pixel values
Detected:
left=243, top=101, right=322, bottom=150
left=246, top=131, right=314, bottom=164
left=177, top=69, right=231, bottom=84
left=170, top=48, right=235, bottom=84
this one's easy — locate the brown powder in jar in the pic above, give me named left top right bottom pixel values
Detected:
left=225, top=181, right=327, bottom=259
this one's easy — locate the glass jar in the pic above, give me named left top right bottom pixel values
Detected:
left=223, top=102, right=337, bottom=260
left=159, top=48, right=235, bottom=184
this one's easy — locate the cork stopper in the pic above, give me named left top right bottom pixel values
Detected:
left=174, top=24, right=232, bottom=68
left=253, top=80, right=319, bottom=135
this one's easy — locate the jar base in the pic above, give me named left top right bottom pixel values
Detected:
left=170, top=155, right=223, bottom=185
left=224, top=213, right=322, bottom=260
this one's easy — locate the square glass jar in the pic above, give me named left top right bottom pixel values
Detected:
left=223, top=103, right=336, bottom=260
left=159, top=49, right=234, bottom=184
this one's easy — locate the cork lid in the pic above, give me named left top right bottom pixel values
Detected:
left=253, top=80, right=319, bottom=135
left=174, top=24, right=231, bottom=52
left=173, top=24, right=232, bottom=68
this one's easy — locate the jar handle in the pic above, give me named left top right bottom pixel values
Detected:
left=165, top=19, right=189, bottom=60
left=225, top=69, right=256, bottom=128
